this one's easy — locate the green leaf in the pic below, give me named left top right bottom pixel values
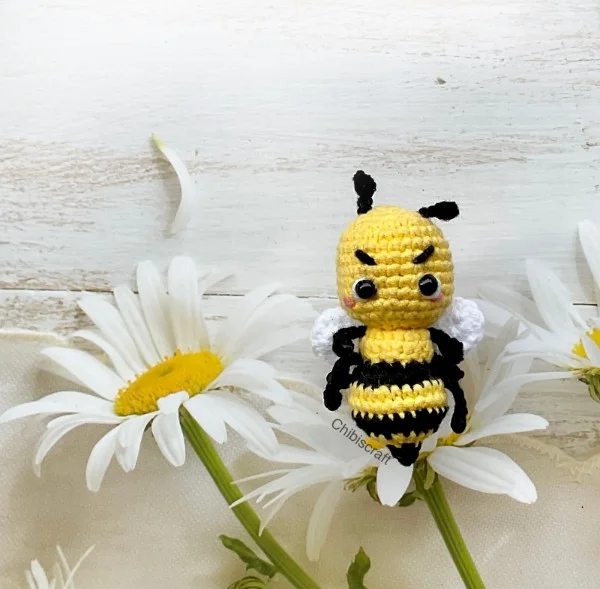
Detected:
left=397, top=490, right=418, bottom=507
left=347, top=547, right=371, bottom=589
left=423, top=462, right=437, bottom=490
left=219, top=535, right=277, bottom=579
left=228, top=575, right=268, bottom=589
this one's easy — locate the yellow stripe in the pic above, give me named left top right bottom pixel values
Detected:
left=349, top=380, right=447, bottom=415
left=367, top=431, right=434, bottom=446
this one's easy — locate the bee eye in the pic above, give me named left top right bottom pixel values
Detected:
left=418, top=274, right=442, bottom=299
left=352, top=278, right=377, bottom=301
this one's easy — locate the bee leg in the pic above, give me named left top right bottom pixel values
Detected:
left=388, top=443, right=422, bottom=467
left=447, top=380, right=468, bottom=433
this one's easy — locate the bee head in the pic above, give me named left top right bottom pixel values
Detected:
left=336, top=171, right=458, bottom=329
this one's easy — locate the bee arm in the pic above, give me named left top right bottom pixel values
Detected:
left=324, top=352, right=362, bottom=411
left=332, top=325, right=367, bottom=358
left=429, top=327, right=464, bottom=365
left=446, top=379, right=468, bottom=434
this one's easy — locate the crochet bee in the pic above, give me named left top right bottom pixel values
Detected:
left=312, top=171, right=484, bottom=466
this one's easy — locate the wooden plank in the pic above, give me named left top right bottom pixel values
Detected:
left=1, top=289, right=598, bottom=458
left=0, top=0, right=599, bottom=299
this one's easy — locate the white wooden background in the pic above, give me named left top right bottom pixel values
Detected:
left=1, top=0, right=600, bottom=467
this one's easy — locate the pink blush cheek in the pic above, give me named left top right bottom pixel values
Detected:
left=343, top=296, right=356, bottom=309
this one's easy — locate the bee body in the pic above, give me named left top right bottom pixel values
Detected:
left=322, top=170, right=468, bottom=468
left=349, top=327, right=449, bottom=453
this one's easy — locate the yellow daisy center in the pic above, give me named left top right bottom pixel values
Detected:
left=114, top=349, right=224, bottom=416
left=572, top=327, right=600, bottom=359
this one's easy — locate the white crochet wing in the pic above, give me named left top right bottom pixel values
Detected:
left=311, top=307, right=362, bottom=363
left=433, top=296, right=485, bottom=354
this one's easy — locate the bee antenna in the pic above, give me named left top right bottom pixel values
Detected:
left=419, top=201, right=459, bottom=221
left=353, top=170, right=376, bottom=215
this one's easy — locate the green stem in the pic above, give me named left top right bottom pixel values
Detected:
left=180, top=408, right=322, bottom=589
left=413, top=466, right=486, bottom=589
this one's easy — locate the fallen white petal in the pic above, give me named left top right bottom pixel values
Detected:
left=113, top=285, right=161, bottom=366
left=136, top=260, right=175, bottom=358
left=41, top=347, right=123, bottom=400
left=429, top=446, right=537, bottom=503
left=86, top=428, right=121, bottom=492
left=306, top=480, right=344, bottom=561
left=456, top=413, right=549, bottom=446
left=152, top=134, right=196, bottom=235
left=29, top=560, right=49, bottom=589
left=0, top=391, right=116, bottom=423
left=376, top=461, right=413, bottom=507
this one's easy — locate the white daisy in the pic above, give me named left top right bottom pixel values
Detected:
left=26, top=545, right=94, bottom=589
left=234, top=392, right=412, bottom=561
left=0, top=257, right=313, bottom=491
left=479, top=220, right=600, bottom=401
left=237, top=319, right=547, bottom=560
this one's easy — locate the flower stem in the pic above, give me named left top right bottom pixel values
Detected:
left=180, top=408, right=322, bottom=589
left=413, top=466, right=486, bottom=589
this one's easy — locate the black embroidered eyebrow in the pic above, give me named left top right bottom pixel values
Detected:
left=355, top=249, right=377, bottom=266
left=413, top=245, right=435, bottom=264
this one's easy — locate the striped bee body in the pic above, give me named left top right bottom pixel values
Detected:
left=348, top=327, right=449, bottom=464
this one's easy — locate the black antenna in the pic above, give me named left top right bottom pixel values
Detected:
left=419, top=201, right=459, bottom=221
left=353, top=170, right=376, bottom=215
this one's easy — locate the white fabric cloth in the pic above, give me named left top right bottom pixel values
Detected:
left=0, top=332, right=598, bottom=588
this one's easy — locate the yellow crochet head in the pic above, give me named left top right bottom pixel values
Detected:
left=336, top=171, right=458, bottom=330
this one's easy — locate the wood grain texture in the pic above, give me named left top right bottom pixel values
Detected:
left=2, top=290, right=599, bottom=458
left=1, top=0, right=599, bottom=455
left=1, top=0, right=600, bottom=300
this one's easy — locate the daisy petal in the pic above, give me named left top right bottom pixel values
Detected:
left=152, top=394, right=187, bottom=467
left=152, top=135, right=196, bottom=235
left=34, top=414, right=122, bottom=476
left=78, top=297, right=145, bottom=374
left=579, top=220, right=600, bottom=305
left=137, top=260, right=175, bottom=358
left=115, top=412, right=157, bottom=472
left=456, top=413, right=549, bottom=446
left=71, top=330, right=136, bottom=382
left=30, top=560, right=49, bottom=588
left=526, top=259, right=585, bottom=334
left=41, top=347, right=123, bottom=400
left=475, top=371, right=576, bottom=413
left=212, top=391, right=278, bottom=453
left=184, top=394, right=228, bottom=444
left=0, top=391, right=116, bottom=423
left=306, top=480, right=344, bottom=561
left=214, top=283, right=281, bottom=359
left=376, top=461, right=413, bottom=507
left=429, top=446, right=537, bottom=503
left=582, top=334, right=600, bottom=366
left=208, top=358, right=292, bottom=404
left=113, top=286, right=161, bottom=366
left=86, top=428, right=120, bottom=492
left=168, top=256, right=209, bottom=352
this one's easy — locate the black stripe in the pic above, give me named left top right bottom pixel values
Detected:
left=352, top=359, right=440, bottom=389
left=353, top=406, right=448, bottom=438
